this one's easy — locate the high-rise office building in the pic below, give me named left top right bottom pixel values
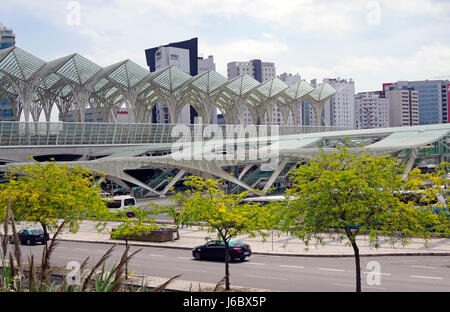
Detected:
left=355, top=91, right=389, bottom=129
left=0, top=23, right=16, bottom=121
left=227, top=60, right=276, bottom=83
left=383, top=80, right=449, bottom=125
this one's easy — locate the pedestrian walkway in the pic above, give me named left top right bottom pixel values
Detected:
left=47, top=221, right=450, bottom=257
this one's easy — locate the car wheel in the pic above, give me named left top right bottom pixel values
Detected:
left=194, top=251, right=202, bottom=260
left=239, top=256, right=246, bottom=262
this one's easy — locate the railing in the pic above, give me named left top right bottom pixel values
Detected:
left=0, top=122, right=349, bottom=147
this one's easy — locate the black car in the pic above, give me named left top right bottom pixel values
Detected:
left=192, top=239, right=251, bottom=262
left=9, top=228, right=50, bottom=245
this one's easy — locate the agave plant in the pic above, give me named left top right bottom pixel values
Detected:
left=0, top=193, right=180, bottom=292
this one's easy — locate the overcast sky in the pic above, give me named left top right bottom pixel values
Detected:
left=2, top=0, right=450, bottom=93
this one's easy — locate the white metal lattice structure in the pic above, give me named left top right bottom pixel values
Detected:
left=0, top=47, right=338, bottom=126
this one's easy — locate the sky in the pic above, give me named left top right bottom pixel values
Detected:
left=2, top=0, right=450, bottom=94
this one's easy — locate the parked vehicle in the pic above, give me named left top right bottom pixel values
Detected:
left=192, top=238, right=251, bottom=262
left=113, top=188, right=130, bottom=196
left=103, top=195, right=137, bottom=218
left=9, top=228, right=49, bottom=245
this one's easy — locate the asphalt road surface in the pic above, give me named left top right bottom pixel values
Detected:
left=6, top=240, right=450, bottom=292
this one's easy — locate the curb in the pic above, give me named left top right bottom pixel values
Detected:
left=57, top=238, right=450, bottom=258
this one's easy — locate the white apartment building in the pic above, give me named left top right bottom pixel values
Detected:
left=323, top=78, right=356, bottom=129
left=355, top=91, right=389, bottom=129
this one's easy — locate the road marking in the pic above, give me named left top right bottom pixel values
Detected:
left=333, top=283, right=387, bottom=290
left=148, top=254, right=165, bottom=257
left=244, top=274, right=288, bottom=281
left=61, top=256, right=83, bottom=260
left=174, top=268, right=207, bottom=273
left=362, top=271, right=391, bottom=276
left=409, top=265, right=438, bottom=270
left=74, top=248, right=88, bottom=251
left=318, top=268, right=345, bottom=272
left=176, top=257, right=192, bottom=260
left=244, top=262, right=265, bottom=266
left=410, top=275, right=443, bottom=280
left=280, top=265, right=305, bottom=269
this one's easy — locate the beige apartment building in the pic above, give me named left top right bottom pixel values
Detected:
left=385, top=88, right=419, bottom=127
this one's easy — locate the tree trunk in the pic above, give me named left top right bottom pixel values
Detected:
left=125, top=239, right=128, bottom=280
left=351, top=240, right=361, bottom=292
left=41, top=223, right=48, bottom=249
left=224, top=240, right=230, bottom=291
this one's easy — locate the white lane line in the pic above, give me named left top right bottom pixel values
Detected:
left=362, top=271, right=391, bottom=276
left=244, top=262, right=265, bottom=266
left=74, top=248, right=88, bottom=251
left=318, top=268, right=345, bottom=272
left=174, top=268, right=207, bottom=273
left=333, top=283, right=387, bottom=290
left=176, top=257, right=192, bottom=260
left=60, top=256, right=83, bottom=260
left=409, top=265, right=438, bottom=270
left=148, top=254, right=165, bottom=257
left=280, top=265, right=305, bottom=269
left=244, top=274, right=288, bottom=281
left=410, top=275, right=444, bottom=280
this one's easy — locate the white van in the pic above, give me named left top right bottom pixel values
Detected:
left=103, top=195, right=136, bottom=217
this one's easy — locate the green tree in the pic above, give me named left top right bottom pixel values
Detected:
left=280, top=147, right=444, bottom=292
left=172, top=176, right=274, bottom=291
left=109, top=206, right=159, bottom=279
left=0, top=161, right=109, bottom=243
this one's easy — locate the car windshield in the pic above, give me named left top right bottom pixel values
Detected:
left=30, top=229, right=43, bottom=234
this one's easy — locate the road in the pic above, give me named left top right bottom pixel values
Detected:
left=6, top=240, right=450, bottom=292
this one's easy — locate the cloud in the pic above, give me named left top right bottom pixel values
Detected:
left=200, top=35, right=289, bottom=76
left=292, top=43, right=450, bottom=91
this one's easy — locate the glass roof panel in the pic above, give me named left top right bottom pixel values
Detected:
left=0, top=47, right=45, bottom=80
left=255, top=77, right=288, bottom=99
left=191, top=70, right=227, bottom=95
left=284, top=80, right=314, bottom=100
left=225, top=74, right=259, bottom=96
left=107, top=60, right=149, bottom=89
left=152, top=66, right=191, bottom=92
left=56, top=54, right=101, bottom=85
left=365, top=130, right=450, bottom=151
left=307, top=83, right=337, bottom=102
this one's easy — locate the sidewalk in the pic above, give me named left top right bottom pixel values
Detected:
left=52, top=220, right=450, bottom=257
